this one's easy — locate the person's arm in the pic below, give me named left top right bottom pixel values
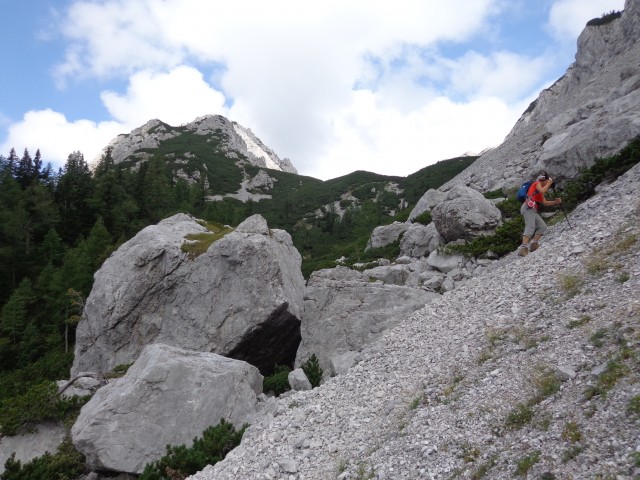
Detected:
left=539, top=178, right=561, bottom=206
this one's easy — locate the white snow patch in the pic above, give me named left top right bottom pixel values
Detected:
left=233, top=124, right=281, bottom=171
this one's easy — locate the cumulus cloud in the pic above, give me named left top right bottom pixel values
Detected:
left=548, top=0, right=625, bottom=41
left=101, top=66, right=229, bottom=127
left=305, top=91, right=530, bottom=180
left=1, top=110, right=122, bottom=167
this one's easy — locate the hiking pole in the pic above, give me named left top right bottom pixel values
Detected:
left=552, top=186, right=572, bottom=229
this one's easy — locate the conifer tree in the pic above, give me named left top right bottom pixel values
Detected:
left=55, top=151, right=96, bottom=244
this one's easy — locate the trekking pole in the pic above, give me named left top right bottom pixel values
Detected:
left=552, top=186, right=572, bottom=229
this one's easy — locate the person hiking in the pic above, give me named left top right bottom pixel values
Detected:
left=517, top=171, right=562, bottom=257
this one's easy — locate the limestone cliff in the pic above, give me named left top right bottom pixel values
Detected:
left=442, top=0, right=640, bottom=192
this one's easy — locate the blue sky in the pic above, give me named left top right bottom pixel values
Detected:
left=0, top=0, right=626, bottom=180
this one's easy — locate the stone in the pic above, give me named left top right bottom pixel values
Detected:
left=555, top=366, right=577, bottom=381
left=0, top=423, right=66, bottom=475
left=288, top=368, right=312, bottom=391
left=427, top=250, right=464, bottom=273
left=365, top=222, right=410, bottom=251
left=431, top=186, right=502, bottom=242
left=407, top=189, right=447, bottom=222
left=72, top=213, right=305, bottom=376
left=296, top=267, right=437, bottom=376
left=330, top=351, right=360, bottom=375
left=400, top=222, right=444, bottom=258
left=72, top=344, right=263, bottom=474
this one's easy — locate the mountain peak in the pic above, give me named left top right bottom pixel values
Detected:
left=99, top=114, right=297, bottom=174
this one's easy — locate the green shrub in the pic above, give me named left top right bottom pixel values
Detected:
left=627, top=395, right=640, bottom=417
left=586, top=10, right=622, bottom=26
left=412, top=210, right=432, bottom=225
left=263, top=365, right=291, bottom=396
left=505, top=403, right=534, bottom=430
left=514, top=450, right=540, bottom=476
left=1, top=437, right=86, bottom=480
left=140, top=419, right=247, bottom=480
left=0, top=381, right=88, bottom=436
left=301, top=354, right=323, bottom=388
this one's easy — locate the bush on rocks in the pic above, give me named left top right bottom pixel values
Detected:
left=301, top=354, right=323, bottom=388
left=139, top=420, right=247, bottom=480
left=263, top=365, right=292, bottom=396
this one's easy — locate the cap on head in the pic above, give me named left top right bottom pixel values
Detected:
left=537, top=171, right=549, bottom=181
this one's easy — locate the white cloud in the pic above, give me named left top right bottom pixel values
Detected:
left=548, top=0, right=625, bottom=41
left=304, top=91, right=529, bottom=180
left=1, top=110, right=122, bottom=169
left=101, top=66, right=229, bottom=127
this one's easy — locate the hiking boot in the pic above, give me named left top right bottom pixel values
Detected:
left=517, top=245, right=529, bottom=257
left=529, top=242, right=539, bottom=252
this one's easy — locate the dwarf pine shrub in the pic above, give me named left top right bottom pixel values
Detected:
left=1, top=437, right=87, bottom=480
left=263, top=365, right=291, bottom=396
left=301, top=354, right=323, bottom=388
left=139, top=419, right=247, bottom=480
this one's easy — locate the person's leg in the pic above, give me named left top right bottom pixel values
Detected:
left=519, top=204, right=535, bottom=256
left=529, top=215, right=547, bottom=252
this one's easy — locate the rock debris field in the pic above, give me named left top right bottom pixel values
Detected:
left=189, top=163, right=640, bottom=479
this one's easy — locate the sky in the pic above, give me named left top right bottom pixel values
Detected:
left=0, top=0, right=626, bottom=181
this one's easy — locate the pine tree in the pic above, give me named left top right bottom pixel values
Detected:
left=55, top=151, right=96, bottom=244
left=15, top=149, right=34, bottom=189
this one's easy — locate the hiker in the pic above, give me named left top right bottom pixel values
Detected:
left=517, top=171, right=562, bottom=256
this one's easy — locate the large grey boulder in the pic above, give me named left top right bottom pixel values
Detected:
left=296, top=267, right=438, bottom=376
left=439, top=0, right=640, bottom=192
left=431, top=186, right=502, bottom=242
left=407, top=189, right=447, bottom=222
left=0, top=423, right=66, bottom=475
left=72, top=213, right=305, bottom=376
left=72, top=343, right=263, bottom=474
left=365, top=222, right=410, bottom=251
left=400, top=222, right=444, bottom=258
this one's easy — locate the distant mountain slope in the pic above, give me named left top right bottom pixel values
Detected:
left=102, top=114, right=297, bottom=175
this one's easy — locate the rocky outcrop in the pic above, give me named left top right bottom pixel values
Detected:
left=101, top=115, right=297, bottom=174
left=72, top=344, right=264, bottom=474
left=71, top=213, right=305, bottom=376
left=441, top=0, right=640, bottom=192
left=407, top=189, right=447, bottom=222
left=295, top=267, right=438, bottom=377
left=431, top=185, right=502, bottom=242
left=364, top=222, right=410, bottom=251
left=399, top=222, right=443, bottom=258
left=0, top=423, right=67, bottom=475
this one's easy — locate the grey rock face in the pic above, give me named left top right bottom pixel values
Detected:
left=72, top=344, right=262, bottom=474
left=440, top=0, right=640, bottom=192
left=400, top=222, right=444, bottom=258
left=72, top=213, right=305, bottom=376
left=407, top=189, right=446, bottom=222
left=296, top=267, right=438, bottom=376
left=365, top=222, right=410, bottom=251
left=0, top=423, right=66, bottom=475
left=431, top=186, right=502, bottom=242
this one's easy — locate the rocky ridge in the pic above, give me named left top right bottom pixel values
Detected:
left=440, top=0, right=640, bottom=193
left=189, top=163, right=640, bottom=479
left=100, top=114, right=297, bottom=174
